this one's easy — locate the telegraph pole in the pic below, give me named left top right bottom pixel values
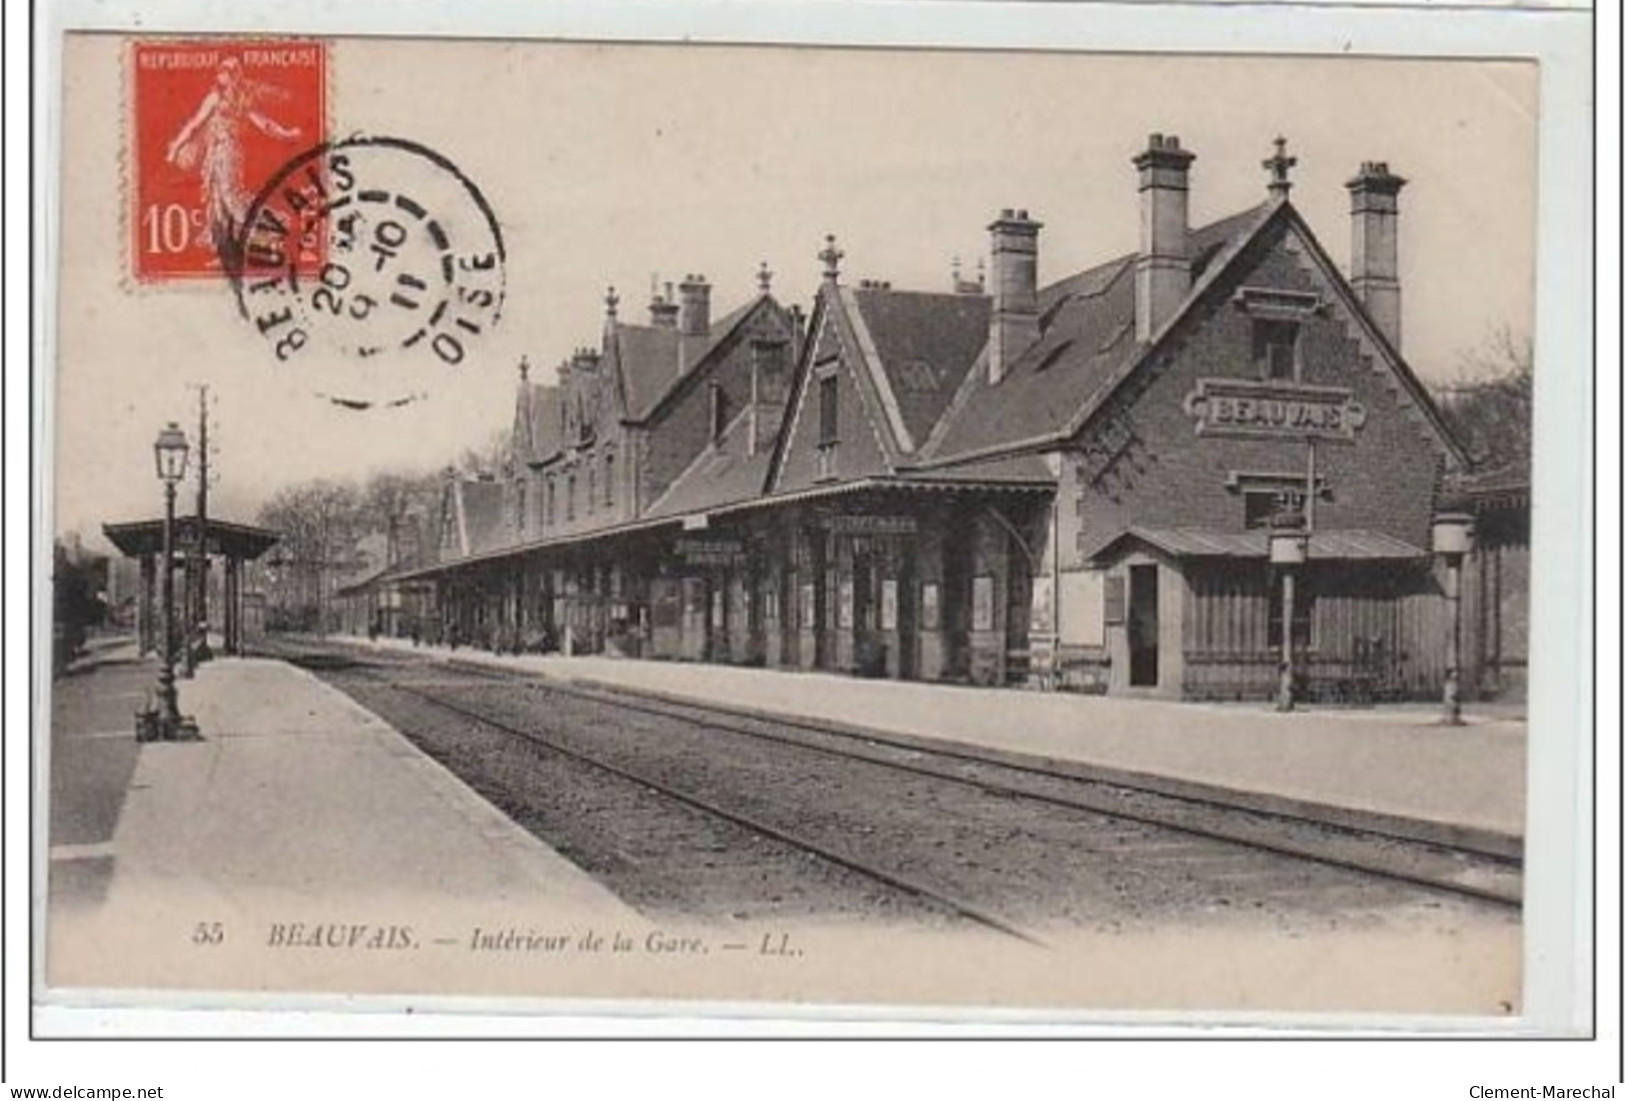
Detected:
left=187, top=384, right=212, bottom=670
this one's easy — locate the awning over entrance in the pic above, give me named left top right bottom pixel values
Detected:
left=1089, top=526, right=1428, bottom=565
left=102, top=516, right=281, bottom=560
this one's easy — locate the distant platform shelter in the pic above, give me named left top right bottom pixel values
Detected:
left=102, top=516, right=280, bottom=656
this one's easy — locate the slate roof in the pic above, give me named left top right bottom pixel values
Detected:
left=101, top=516, right=280, bottom=560
left=649, top=406, right=1052, bottom=525
left=612, top=324, right=684, bottom=422
left=1090, top=526, right=1428, bottom=564
left=1444, top=461, right=1530, bottom=509
left=613, top=298, right=763, bottom=422
left=920, top=203, right=1273, bottom=464
left=446, top=478, right=510, bottom=558
left=514, top=382, right=563, bottom=465
left=848, top=288, right=991, bottom=450
left=642, top=411, right=777, bottom=520
left=898, top=451, right=1053, bottom=485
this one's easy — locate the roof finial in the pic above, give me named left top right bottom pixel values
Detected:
left=951, top=254, right=962, bottom=287
left=605, top=285, right=619, bottom=319
left=818, top=234, right=844, bottom=284
left=518, top=355, right=530, bottom=383
left=757, top=261, right=773, bottom=295
left=1264, top=135, right=1296, bottom=202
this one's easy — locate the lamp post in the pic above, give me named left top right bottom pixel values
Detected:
left=1432, top=511, right=1476, bottom=726
left=137, top=422, right=201, bottom=742
left=1269, top=511, right=1309, bottom=712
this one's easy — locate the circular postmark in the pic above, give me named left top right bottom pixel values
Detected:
left=227, top=135, right=505, bottom=378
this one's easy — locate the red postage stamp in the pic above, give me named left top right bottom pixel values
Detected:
left=130, top=39, right=327, bottom=282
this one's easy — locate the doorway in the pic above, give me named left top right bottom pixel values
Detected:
left=852, top=550, right=884, bottom=677
left=1128, top=564, right=1159, bottom=688
left=897, top=547, right=917, bottom=680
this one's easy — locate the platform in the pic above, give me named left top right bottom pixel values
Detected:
left=44, top=642, right=640, bottom=994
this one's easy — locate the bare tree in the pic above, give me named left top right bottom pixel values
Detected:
left=360, top=472, right=415, bottom=567
left=1436, top=326, right=1533, bottom=473
left=359, top=469, right=446, bottom=567
left=455, top=425, right=513, bottom=479
left=254, top=429, right=512, bottom=629
left=256, top=478, right=363, bottom=629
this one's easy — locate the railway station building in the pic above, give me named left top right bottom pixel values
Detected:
left=375, top=134, right=1527, bottom=702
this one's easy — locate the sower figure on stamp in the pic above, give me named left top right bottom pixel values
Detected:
left=165, top=56, right=303, bottom=254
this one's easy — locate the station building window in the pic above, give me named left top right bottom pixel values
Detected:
left=566, top=473, right=577, bottom=521
left=604, top=453, right=615, bottom=508
left=818, top=374, right=839, bottom=446
left=1267, top=580, right=1314, bottom=650
left=1244, top=489, right=1286, bottom=530
left=1234, top=472, right=1320, bottom=530
left=1253, top=318, right=1300, bottom=381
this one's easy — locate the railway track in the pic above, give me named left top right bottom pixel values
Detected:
left=408, top=651, right=1523, bottom=909
left=353, top=664, right=1047, bottom=945
left=271, top=640, right=1519, bottom=938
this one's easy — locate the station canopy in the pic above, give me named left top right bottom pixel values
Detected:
left=101, top=516, right=281, bottom=561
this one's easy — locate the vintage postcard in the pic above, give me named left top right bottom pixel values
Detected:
left=33, top=3, right=1594, bottom=1041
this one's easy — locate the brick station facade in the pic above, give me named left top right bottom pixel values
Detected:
left=356, top=135, right=1527, bottom=701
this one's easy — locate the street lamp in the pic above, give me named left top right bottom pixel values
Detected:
left=1269, top=510, right=1309, bottom=713
left=136, top=422, right=201, bottom=742
left=1432, top=511, right=1476, bottom=726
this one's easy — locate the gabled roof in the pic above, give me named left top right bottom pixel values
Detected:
left=922, top=204, right=1272, bottom=463
left=1090, top=526, right=1427, bottom=564
left=848, top=288, right=991, bottom=450
left=610, top=324, right=684, bottom=422
left=642, top=409, right=777, bottom=520
left=514, top=381, right=563, bottom=466
left=610, top=297, right=770, bottom=423
left=442, top=478, right=510, bottom=560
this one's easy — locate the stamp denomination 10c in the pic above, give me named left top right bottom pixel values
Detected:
left=130, top=39, right=327, bottom=282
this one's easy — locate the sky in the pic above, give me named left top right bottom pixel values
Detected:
left=52, top=36, right=1538, bottom=545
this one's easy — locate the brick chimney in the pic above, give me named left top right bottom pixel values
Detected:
left=1346, top=160, right=1407, bottom=349
left=1132, top=133, right=1196, bottom=343
left=649, top=283, right=678, bottom=329
left=678, top=274, right=711, bottom=336
left=987, top=208, right=1041, bottom=384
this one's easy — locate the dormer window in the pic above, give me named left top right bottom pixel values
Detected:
left=1254, top=318, right=1300, bottom=382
